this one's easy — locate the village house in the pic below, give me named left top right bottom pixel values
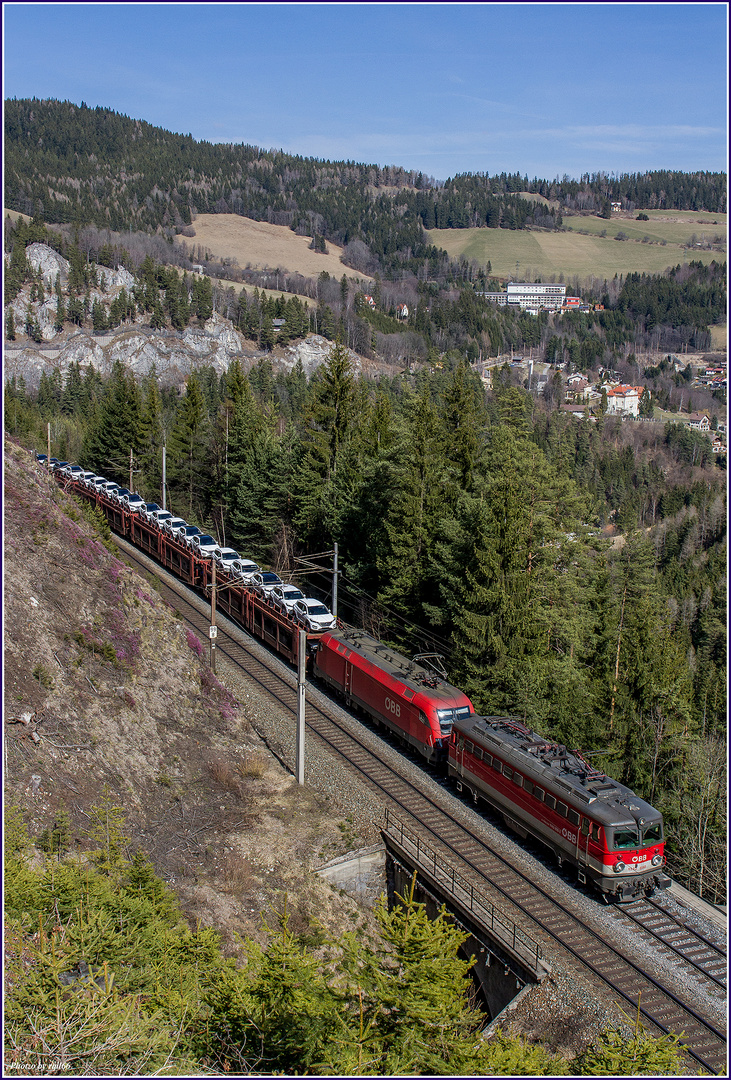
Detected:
left=605, top=384, right=644, bottom=418
left=686, top=412, right=711, bottom=432
left=565, top=373, right=589, bottom=401
left=562, top=403, right=595, bottom=421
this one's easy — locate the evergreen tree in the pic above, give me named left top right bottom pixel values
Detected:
left=54, top=293, right=65, bottom=332
left=293, top=343, right=356, bottom=547
left=82, top=359, right=142, bottom=483
left=448, top=424, right=584, bottom=719
left=137, top=371, right=164, bottom=497
left=377, top=383, right=446, bottom=645
left=91, top=298, right=108, bottom=333
left=167, top=372, right=209, bottom=520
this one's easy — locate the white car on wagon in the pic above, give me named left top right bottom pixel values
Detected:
left=292, top=598, right=337, bottom=632
left=190, top=534, right=218, bottom=558
left=164, top=517, right=188, bottom=538
left=229, top=558, right=260, bottom=582
left=270, top=584, right=306, bottom=616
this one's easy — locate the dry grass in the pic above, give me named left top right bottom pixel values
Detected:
left=220, top=852, right=255, bottom=893
left=208, top=759, right=247, bottom=799
left=208, top=752, right=268, bottom=795
left=175, top=214, right=370, bottom=282
left=210, top=276, right=314, bottom=306
left=239, top=750, right=268, bottom=779
left=709, top=324, right=727, bottom=350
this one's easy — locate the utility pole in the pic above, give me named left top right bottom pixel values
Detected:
left=129, top=448, right=133, bottom=492
left=332, top=542, right=338, bottom=621
left=209, top=558, right=217, bottom=672
left=293, top=546, right=341, bottom=617
left=161, top=445, right=166, bottom=510
left=47, top=421, right=51, bottom=464
left=296, top=629, right=306, bottom=784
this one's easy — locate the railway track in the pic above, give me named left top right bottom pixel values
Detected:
left=116, top=537, right=727, bottom=1075
left=619, top=897, right=727, bottom=990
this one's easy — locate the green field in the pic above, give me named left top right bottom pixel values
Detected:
left=562, top=209, right=726, bottom=246
left=427, top=209, right=726, bottom=282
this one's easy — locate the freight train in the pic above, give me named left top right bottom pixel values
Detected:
left=50, top=462, right=669, bottom=901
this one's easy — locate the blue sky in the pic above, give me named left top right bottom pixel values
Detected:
left=3, top=3, right=728, bottom=181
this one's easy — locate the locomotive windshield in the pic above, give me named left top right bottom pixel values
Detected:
left=609, top=826, right=640, bottom=850
left=642, top=823, right=663, bottom=843
left=437, top=706, right=471, bottom=736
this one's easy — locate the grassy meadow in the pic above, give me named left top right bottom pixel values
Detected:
left=427, top=208, right=726, bottom=281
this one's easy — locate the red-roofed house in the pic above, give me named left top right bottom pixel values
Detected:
left=605, top=384, right=643, bottom=417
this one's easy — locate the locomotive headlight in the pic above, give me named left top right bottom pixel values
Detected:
left=651, top=855, right=662, bottom=866
left=613, top=861, right=625, bottom=873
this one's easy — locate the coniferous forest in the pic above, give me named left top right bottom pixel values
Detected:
left=3, top=101, right=727, bottom=905
left=6, top=339, right=726, bottom=903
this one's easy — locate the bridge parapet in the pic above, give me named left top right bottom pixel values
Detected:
left=383, top=810, right=549, bottom=983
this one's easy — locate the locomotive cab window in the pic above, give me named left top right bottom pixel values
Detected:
left=642, top=823, right=663, bottom=843
left=610, top=826, right=639, bottom=850
left=581, top=818, right=590, bottom=835
left=591, top=824, right=601, bottom=842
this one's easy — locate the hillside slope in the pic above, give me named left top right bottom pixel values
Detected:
left=175, top=213, right=371, bottom=281
left=3, top=439, right=376, bottom=944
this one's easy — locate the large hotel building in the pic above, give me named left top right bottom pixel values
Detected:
left=480, top=282, right=567, bottom=311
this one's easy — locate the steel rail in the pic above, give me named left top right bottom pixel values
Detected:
left=103, top=523, right=727, bottom=1075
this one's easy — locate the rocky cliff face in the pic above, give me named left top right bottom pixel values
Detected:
left=5, top=243, right=367, bottom=390
left=3, top=438, right=375, bottom=946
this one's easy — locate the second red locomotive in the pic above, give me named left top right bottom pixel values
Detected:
left=450, top=714, right=670, bottom=901
left=313, top=628, right=474, bottom=764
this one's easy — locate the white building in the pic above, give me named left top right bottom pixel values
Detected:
left=480, top=282, right=566, bottom=311
left=605, top=384, right=642, bottom=418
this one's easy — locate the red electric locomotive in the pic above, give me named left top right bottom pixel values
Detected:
left=313, top=628, right=474, bottom=764
left=450, top=715, right=670, bottom=901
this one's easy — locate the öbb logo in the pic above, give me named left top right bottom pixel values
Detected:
left=384, top=697, right=401, bottom=717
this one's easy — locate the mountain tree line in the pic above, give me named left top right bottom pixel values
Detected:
left=5, top=99, right=726, bottom=283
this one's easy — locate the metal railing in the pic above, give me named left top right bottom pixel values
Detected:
left=384, top=809, right=543, bottom=974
